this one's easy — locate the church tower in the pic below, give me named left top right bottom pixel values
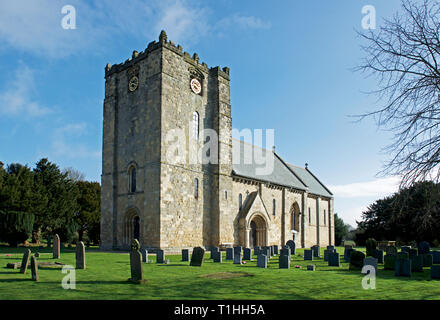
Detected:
left=100, top=31, right=234, bottom=252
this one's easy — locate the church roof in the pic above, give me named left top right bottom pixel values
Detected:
left=231, top=139, right=333, bottom=198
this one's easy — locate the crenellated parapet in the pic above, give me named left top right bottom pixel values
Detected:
left=105, top=30, right=230, bottom=80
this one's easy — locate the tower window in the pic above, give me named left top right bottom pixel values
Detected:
left=225, top=190, right=228, bottom=199
left=324, top=209, right=326, bottom=225
left=192, top=112, right=199, bottom=140
left=308, top=208, right=311, bottom=224
left=273, top=199, right=276, bottom=216
left=129, top=166, right=136, bottom=193
left=194, top=178, right=199, bottom=198
left=239, top=193, right=243, bottom=210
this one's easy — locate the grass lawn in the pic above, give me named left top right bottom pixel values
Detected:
left=1, top=246, right=440, bottom=300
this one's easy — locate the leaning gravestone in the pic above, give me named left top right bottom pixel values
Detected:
left=76, top=241, right=86, bottom=270
left=257, top=254, right=267, bottom=268
left=431, top=265, right=440, bottom=279
left=384, top=254, right=397, bottom=270
left=349, top=251, right=366, bottom=270
left=226, top=248, right=233, bottom=260
left=395, top=256, right=411, bottom=277
left=190, top=247, right=205, bottom=267
left=279, top=254, right=290, bottom=269
left=312, top=245, right=320, bottom=258
left=156, top=249, right=165, bottom=264
left=421, top=254, right=433, bottom=267
left=304, top=249, right=314, bottom=261
left=363, top=257, right=378, bottom=274
left=20, top=249, right=31, bottom=274
left=30, top=256, right=38, bottom=281
left=182, top=249, right=189, bottom=262
left=243, top=248, right=252, bottom=261
left=233, top=251, right=242, bottom=265
left=53, top=234, right=60, bottom=259
left=431, top=251, right=440, bottom=264
left=328, top=252, right=340, bottom=267
left=372, top=249, right=384, bottom=264
left=129, top=239, right=144, bottom=283
left=286, top=240, right=296, bottom=255
left=410, top=255, right=423, bottom=272
left=213, top=251, right=222, bottom=263
left=418, top=241, right=430, bottom=255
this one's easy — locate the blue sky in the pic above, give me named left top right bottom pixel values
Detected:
left=0, top=0, right=411, bottom=226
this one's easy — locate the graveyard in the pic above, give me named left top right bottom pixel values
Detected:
left=2, top=242, right=440, bottom=300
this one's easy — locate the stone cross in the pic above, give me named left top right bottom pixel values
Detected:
left=76, top=241, right=86, bottom=270
left=156, top=249, right=165, bottom=264
left=20, top=249, right=31, bottom=274
left=190, top=247, right=205, bottom=267
left=257, top=254, right=267, bottom=268
left=53, top=234, right=60, bottom=259
left=30, top=256, right=38, bottom=281
left=129, top=239, right=144, bottom=283
left=182, top=249, right=189, bottom=262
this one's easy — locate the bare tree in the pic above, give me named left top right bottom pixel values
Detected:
left=63, top=167, right=85, bottom=182
left=356, top=0, right=440, bottom=188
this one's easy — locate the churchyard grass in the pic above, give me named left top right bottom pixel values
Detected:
left=1, top=246, right=440, bottom=300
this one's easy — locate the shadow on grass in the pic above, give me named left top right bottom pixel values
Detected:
left=156, top=264, right=188, bottom=267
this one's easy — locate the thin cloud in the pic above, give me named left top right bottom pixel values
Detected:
left=329, top=176, right=400, bottom=199
left=216, top=14, right=271, bottom=31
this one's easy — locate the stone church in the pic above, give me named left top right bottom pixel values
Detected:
left=100, top=31, right=334, bottom=252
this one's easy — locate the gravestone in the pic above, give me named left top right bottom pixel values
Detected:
left=349, top=251, right=366, bottom=270
left=76, top=241, right=86, bottom=270
left=210, top=247, right=219, bottom=260
left=156, top=249, right=165, bottom=264
left=409, top=248, right=418, bottom=259
left=257, top=254, right=267, bottom=268
left=279, top=254, right=290, bottom=269
left=254, top=246, right=261, bottom=256
left=397, top=252, right=409, bottom=260
left=328, top=252, right=340, bottom=267
left=190, top=247, right=205, bottom=267
left=410, top=255, right=423, bottom=272
left=20, top=249, right=31, bottom=274
left=307, top=265, right=316, bottom=271
left=273, top=245, right=279, bottom=255
left=304, top=249, right=314, bottom=261
left=233, top=246, right=242, bottom=256
left=311, top=245, right=320, bottom=258
left=372, top=249, right=384, bottom=264
left=401, top=246, right=411, bottom=254
left=30, top=256, right=38, bottom=281
left=344, top=248, right=354, bottom=262
left=395, top=258, right=411, bottom=277
left=280, top=248, right=290, bottom=258
left=233, top=251, right=242, bottom=264
left=263, top=247, right=271, bottom=258
left=142, top=249, right=149, bottom=263
left=226, top=248, right=233, bottom=260
left=324, top=249, right=333, bottom=262
left=418, top=241, right=430, bottom=255
left=286, top=240, right=296, bottom=255
left=129, top=239, right=144, bottom=283
left=363, top=257, right=378, bottom=274
left=430, top=251, right=440, bottom=264
left=35, top=252, right=40, bottom=258
left=270, top=245, right=275, bottom=256
left=385, top=246, right=398, bottom=256
left=421, top=254, right=433, bottom=267
left=431, top=265, right=440, bottom=279
left=213, top=251, right=222, bottom=263
left=243, top=248, right=252, bottom=261
left=384, top=254, right=397, bottom=270
left=53, top=234, right=60, bottom=259
left=182, top=249, right=189, bottom=262
left=327, top=245, right=335, bottom=251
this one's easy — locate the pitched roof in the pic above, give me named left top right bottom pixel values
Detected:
left=231, top=139, right=333, bottom=198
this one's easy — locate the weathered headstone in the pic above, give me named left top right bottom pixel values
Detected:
left=257, top=254, right=267, bottom=268
left=286, top=240, right=296, bottom=255
left=363, top=257, right=378, bottom=274
left=53, top=234, right=60, bottom=259
left=20, top=249, right=31, bottom=274
left=226, top=248, right=233, bottom=260
left=395, top=257, right=411, bottom=277
left=254, top=246, right=261, bottom=256
left=156, top=249, right=165, bottom=264
left=213, top=250, right=222, bottom=263
left=262, top=247, right=271, bottom=258
left=233, top=246, right=242, bottom=256
left=30, top=256, right=38, bottom=281
left=372, top=249, right=384, bottom=264
left=384, top=254, right=396, bottom=270
left=421, top=253, right=433, bottom=267
left=311, top=245, right=320, bottom=258
left=410, top=255, right=423, bottom=272
left=385, top=245, right=398, bottom=256
left=344, top=248, right=354, bottom=262
left=279, top=254, right=290, bottom=269
left=280, top=248, right=290, bottom=258
left=210, top=247, right=219, bottom=260
left=324, top=249, right=333, bottom=262
left=409, top=248, right=418, bottom=259
left=243, top=248, right=252, bottom=261
left=273, top=245, right=279, bottom=255
left=76, top=241, right=86, bottom=270
left=327, top=245, right=335, bottom=251
left=430, top=251, right=440, bottom=264
left=304, top=249, right=314, bottom=261
left=233, top=251, right=242, bottom=264
left=328, top=252, right=340, bottom=267
left=129, top=239, right=144, bottom=283
left=430, top=265, right=440, bottom=279
left=190, top=247, right=205, bottom=267
left=182, top=249, right=189, bottom=262
left=349, top=251, right=366, bottom=270
left=307, top=265, right=316, bottom=271
left=418, top=241, right=430, bottom=255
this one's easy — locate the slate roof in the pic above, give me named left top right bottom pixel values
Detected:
left=231, top=139, right=333, bottom=198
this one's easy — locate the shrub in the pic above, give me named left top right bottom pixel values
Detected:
left=365, top=238, right=377, bottom=257
left=349, top=250, right=366, bottom=270
left=343, top=240, right=356, bottom=247
left=0, top=210, right=35, bottom=247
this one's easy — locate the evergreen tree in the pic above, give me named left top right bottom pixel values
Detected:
left=76, top=181, right=101, bottom=244
left=334, top=213, right=348, bottom=246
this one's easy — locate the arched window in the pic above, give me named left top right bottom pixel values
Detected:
left=273, top=199, right=276, bottom=216
left=239, top=193, right=243, bottom=210
left=308, top=208, right=311, bottom=224
left=225, top=190, right=228, bottom=199
left=129, top=166, right=136, bottom=193
left=194, top=178, right=199, bottom=198
left=192, top=112, right=199, bottom=140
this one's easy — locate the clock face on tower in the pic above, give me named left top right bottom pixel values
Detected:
left=128, top=76, right=139, bottom=92
left=190, top=78, right=202, bottom=94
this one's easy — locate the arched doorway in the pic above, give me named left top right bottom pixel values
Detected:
left=249, top=215, right=267, bottom=248
left=133, top=216, right=140, bottom=241
left=123, top=208, right=141, bottom=247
